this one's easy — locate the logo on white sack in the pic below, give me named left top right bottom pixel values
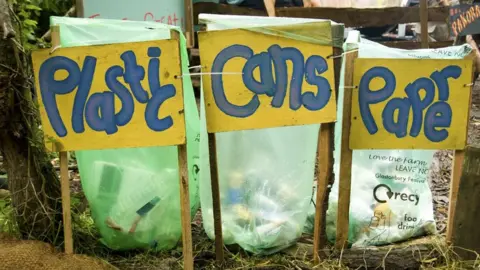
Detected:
left=373, top=184, right=419, bottom=206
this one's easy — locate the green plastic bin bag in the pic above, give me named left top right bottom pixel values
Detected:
left=50, top=16, right=200, bottom=251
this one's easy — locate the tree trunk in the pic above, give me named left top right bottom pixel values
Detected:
left=0, top=0, right=63, bottom=243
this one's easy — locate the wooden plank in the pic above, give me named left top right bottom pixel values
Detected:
left=52, top=25, right=73, bottom=255
left=446, top=53, right=475, bottom=244
left=194, top=2, right=265, bottom=24
left=447, top=150, right=465, bottom=242
left=313, top=47, right=343, bottom=264
left=193, top=3, right=450, bottom=28
left=380, top=40, right=452, bottom=49
left=208, top=132, right=224, bottom=263
left=172, top=29, right=193, bottom=270
left=75, top=0, right=84, bottom=17
left=198, top=26, right=336, bottom=133
left=335, top=50, right=357, bottom=249
left=31, top=39, right=186, bottom=151
left=60, top=151, right=73, bottom=254
left=420, top=0, right=429, bottom=48
left=349, top=58, right=472, bottom=150
left=177, top=144, right=193, bottom=270
left=184, top=0, right=194, bottom=48
left=451, top=147, right=480, bottom=260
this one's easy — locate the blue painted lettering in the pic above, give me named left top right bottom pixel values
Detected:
left=358, top=65, right=461, bottom=143
left=211, top=44, right=332, bottom=117
left=37, top=46, right=177, bottom=137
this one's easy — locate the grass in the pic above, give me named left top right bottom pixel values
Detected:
left=0, top=191, right=477, bottom=269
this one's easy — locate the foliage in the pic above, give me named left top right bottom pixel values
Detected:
left=8, top=0, right=72, bottom=50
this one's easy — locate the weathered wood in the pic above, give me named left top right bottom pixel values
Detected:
left=169, top=29, right=194, bottom=270
left=313, top=46, right=343, bottom=263
left=177, top=144, right=193, bottom=270
left=208, top=132, right=224, bottom=264
left=52, top=26, right=73, bottom=255
left=447, top=53, right=475, bottom=243
left=184, top=0, right=194, bottom=48
left=380, top=40, right=452, bottom=49
left=447, top=150, right=465, bottom=242
left=76, top=0, right=84, bottom=17
left=59, top=151, right=73, bottom=254
left=451, top=147, right=480, bottom=260
left=193, top=3, right=450, bottom=28
left=285, top=237, right=436, bottom=269
left=335, top=50, right=357, bottom=250
left=194, top=2, right=265, bottom=24
left=420, top=0, right=429, bottom=48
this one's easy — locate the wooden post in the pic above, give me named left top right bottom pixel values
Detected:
left=171, top=30, right=194, bottom=270
left=59, top=151, right=73, bottom=254
left=75, top=0, right=84, bottom=17
left=335, top=50, right=358, bottom=250
left=184, top=0, right=194, bottom=48
left=446, top=54, right=475, bottom=243
left=446, top=150, right=465, bottom=243
left=50, top=25, right=74, bottom=255
left=420, top=0, right=429, bottom=49
left=313, top=46, right=343, bottom=263
left=208, top=132, right=224, bottom=264
left=451, top=147, right=480, bottom=259
left=178, top=144, right=193, bottom=270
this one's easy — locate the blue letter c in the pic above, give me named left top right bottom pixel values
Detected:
left=211, top=45, right=259, bottom=118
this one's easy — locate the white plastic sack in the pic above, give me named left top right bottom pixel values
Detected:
left=324, top=31, right=473, bottom=247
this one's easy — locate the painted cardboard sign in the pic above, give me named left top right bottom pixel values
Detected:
left=350, top=58, right=472, bottom=150
left=198, top=28, right=336, bottom=133
left=82, top=0, right=185, bottom=30
left=450, top=4, right=480, bottom=36
left=31, top=39, right=185, bottom=151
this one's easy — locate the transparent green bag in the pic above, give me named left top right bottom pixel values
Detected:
left=51, top=16, right=200, bottom=251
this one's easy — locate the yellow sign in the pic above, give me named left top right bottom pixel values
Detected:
left=32, top=39, right=185, bottom=151
left=199, top=28, right=336, bottom=133
left=350, top=58, right=472, bottom=150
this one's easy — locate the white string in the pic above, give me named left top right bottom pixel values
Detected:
left=328, top=49, right=359, bottom=59
left=340, top=86, right=358, bottom=89
left=175, top=72, right=243, bottom=78
left=465, top=83, right=474, bottom=87
left=188, top=65, right=203, bottom=70
left=50, top=45, right=61, bottom=54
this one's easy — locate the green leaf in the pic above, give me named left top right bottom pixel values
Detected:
left=25, top=4, right=41, bottom=11
left=24, top=19, right=37, bottom=27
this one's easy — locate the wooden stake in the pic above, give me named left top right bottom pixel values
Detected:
left=178, top=144, right=193, bottom=270
left=446, top=150, right=465, bottom=243
left=170, top=29, right=194, bottom=269
left=420, top=0, right=429, bottom=49
left=335, top=50, right=358, bottom=250
left=451, top=146, right=480, bottom=259
left=75, top=0, right=84, bottom=18
left=313, top=47, right=343, bottom=264
left=446, top=55, right=475, bottom=243
left=208, top=132, right=224, bottom=264
left=184, top=0, right=194, bottom=48
left=50, top=25, right=74, bottom=255
left=59, top=151, right=73, bottom=254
